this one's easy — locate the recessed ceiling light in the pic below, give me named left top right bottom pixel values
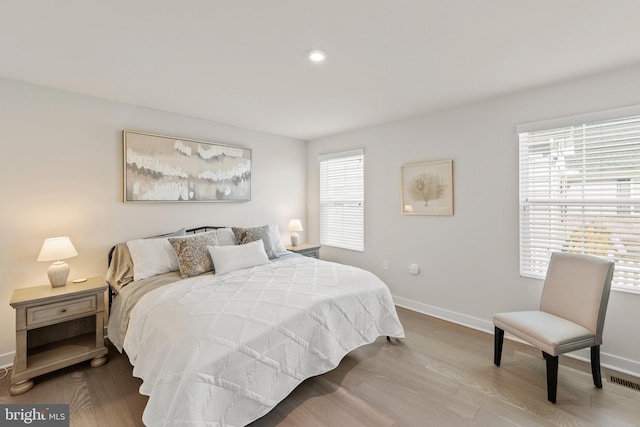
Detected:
left=308, top=49, right=327, bottom=63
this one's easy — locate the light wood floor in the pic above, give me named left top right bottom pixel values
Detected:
left=2, top=307, right=639, bottom=426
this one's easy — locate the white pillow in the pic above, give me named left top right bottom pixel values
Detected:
left=268, top=224, right=287, bottom=254
left=208, top=239, right=270, bottom=275
left=127, top=237, right=180, bottom=281
left=216, top=227, right=238, bottom=246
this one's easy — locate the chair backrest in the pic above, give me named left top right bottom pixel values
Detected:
left=540, top=252, right=614, bottom=344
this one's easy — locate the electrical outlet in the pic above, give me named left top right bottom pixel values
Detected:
left=408, top=264, right=420, bottom=275
left=382, top=259, right=389, bottom=270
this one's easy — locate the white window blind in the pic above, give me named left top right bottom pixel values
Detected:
left=519, top=113, right=640, bottom=290
left=319, top=149, right=364, bottom=251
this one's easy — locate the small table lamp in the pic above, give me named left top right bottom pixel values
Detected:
left=37, top=236, right=78, bottom=287
left=288, top=219, right=303, bottom=246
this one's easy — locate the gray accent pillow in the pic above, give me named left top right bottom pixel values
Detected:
left=232, top=225, right=277, bottom=259
left=169, top=231, right=219, bottom=278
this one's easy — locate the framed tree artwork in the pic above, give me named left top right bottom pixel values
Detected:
left=401, top=160, right=453, bottom=215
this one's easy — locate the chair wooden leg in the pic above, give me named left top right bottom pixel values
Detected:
left=494, top=327, right=504, bottom=366
left=591, top=345, right=602, bottom=388
left=543, top=352, right=558, bottom=403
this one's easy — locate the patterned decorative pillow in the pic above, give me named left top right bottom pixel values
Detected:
left=169, top=231, right=219, bottom=278
left=232, top=225, right=277, bottom=259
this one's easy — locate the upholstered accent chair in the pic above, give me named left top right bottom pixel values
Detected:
left=493, top=252, right=614, bottom=403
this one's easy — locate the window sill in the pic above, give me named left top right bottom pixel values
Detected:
left=612, top=285, right=640, bottom=296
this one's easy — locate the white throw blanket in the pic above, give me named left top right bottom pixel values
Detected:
left=124, top=256, right=405, bottom=426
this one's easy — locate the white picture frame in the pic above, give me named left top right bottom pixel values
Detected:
left=401, top=160, right=453, bottom=215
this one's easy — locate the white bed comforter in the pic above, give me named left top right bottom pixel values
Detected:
left=123, top=255, right=404, bottom=426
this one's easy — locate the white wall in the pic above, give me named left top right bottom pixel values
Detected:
left=307, top=65, right=640, bottom=376
left=0, top=78, right=307, bottom=365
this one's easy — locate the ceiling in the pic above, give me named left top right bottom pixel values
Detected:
left=3, top=1, right=640, bottom=141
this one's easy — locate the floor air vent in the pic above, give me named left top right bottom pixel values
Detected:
left=609, top=375, right=640, bottom=391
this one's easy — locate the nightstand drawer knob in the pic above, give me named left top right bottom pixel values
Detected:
left=60, top=308, right=67, bottom=313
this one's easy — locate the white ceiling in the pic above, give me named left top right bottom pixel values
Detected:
left=3, top=1, right=640, bottom=140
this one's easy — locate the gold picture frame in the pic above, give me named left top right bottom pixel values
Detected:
left=401, top=160, right=453, bottom=215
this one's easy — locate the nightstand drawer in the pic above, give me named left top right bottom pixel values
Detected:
left=285, top=244, right=321, bottom=259
left=299, top=248, right=319, bottom=258
left=27, top=296, right=96, bottom=327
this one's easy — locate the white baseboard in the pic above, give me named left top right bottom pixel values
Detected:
left=393, top=295, right=640, bottom=378
left=393, top=296, right=494, bottom=334
left=570, top=348, right=640, bottom=379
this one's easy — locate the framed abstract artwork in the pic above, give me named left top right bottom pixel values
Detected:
left=401, top=160, right=453, bottom=215
left=123, top=130, right=251, bottom=202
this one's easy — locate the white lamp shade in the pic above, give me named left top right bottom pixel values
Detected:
left=288, top=219, right=303, bottom=232
left=37, top=236, right=78, bottom=262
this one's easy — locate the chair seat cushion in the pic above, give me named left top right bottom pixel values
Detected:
left=493, top=311, right=595, bottom=356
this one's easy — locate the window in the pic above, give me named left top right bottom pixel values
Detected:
left=319, top=149, right=364, bottom=251
left=518, top=108, right=640, bottom=290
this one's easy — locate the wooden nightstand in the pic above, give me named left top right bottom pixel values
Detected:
left=286, top=244, right=321, bottom=259
left=9, top=276, right=108, bottom=395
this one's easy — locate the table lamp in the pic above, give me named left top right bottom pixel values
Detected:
left=37, top=236, right=78, bottom=287
left=288, top=219, right=303, bottom=246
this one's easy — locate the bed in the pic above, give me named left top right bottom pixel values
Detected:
left=106, top=225, right=405, bottom=426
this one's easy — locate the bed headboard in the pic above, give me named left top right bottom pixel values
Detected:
left=107, top=226, right=223, bottom=267
left=106, top=226, right=224, bottom=310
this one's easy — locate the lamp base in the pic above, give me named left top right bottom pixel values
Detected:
left=48, top=261, right=69, bottom=287
left=290, top=232, right=299, bottom=246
